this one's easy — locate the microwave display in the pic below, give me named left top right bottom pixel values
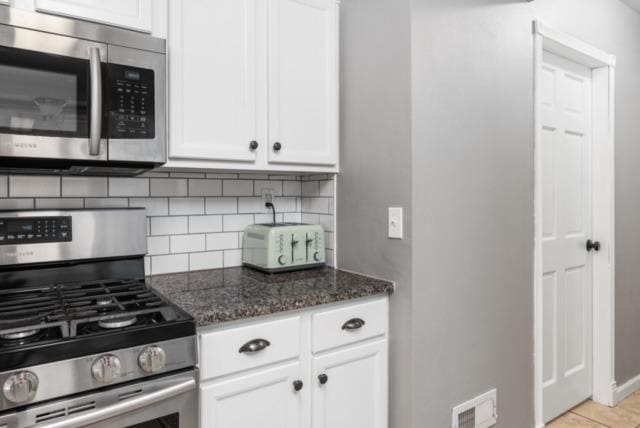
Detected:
left=106, top=64, right=155, bottom=139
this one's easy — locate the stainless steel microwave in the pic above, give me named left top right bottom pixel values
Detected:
left=0, top=6, right=166, bottom=176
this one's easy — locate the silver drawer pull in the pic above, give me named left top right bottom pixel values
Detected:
left=341, top=318, right=366, bottom=331
left=239, top=338, right=271, bottom=354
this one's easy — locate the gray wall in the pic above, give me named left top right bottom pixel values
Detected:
left=336, top=0, right=413, bottom=427
left=339, top=0, right=640, bottom=426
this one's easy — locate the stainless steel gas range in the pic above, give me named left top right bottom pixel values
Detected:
left=0, top=208, right=197, bottom=428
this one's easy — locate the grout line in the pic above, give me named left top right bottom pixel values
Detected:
left=568, top=410, right=613, bottom=427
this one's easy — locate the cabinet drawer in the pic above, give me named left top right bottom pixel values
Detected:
left=200, top=316, right=302, bottom=380
left=312, top=298, right=388, bottom=353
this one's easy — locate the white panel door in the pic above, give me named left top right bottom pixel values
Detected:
left=168, top=0, right=261, bottom=164
left=200, top=362, right=306, bottom=428
left=35, top=0, right=153, bottom=32
left=267, top=0, right=338, bottom=167
left=312, top=340, right=387, bottom=428
left=540, top=51, right=594, bottom=423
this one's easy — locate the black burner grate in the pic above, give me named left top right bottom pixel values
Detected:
left=0, top=279, right=174, bottom=346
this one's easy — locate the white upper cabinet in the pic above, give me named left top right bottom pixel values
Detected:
left=168, top=0, right=260, bottom=164
left=34, top=0, right=154, bottom=33
left=267, top=0, right=338, bottom=167
left=164, top=0, right=339, bottom=173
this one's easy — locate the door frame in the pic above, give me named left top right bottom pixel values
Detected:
left=533, top=20, right=616, bottom=427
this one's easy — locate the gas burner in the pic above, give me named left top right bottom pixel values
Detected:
left=96, top=297, right=112, bottom=306
left=98, top=316, right=137, bottom=329
left=0, top=329, right=40, bottom=340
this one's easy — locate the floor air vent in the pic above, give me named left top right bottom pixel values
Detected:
left=452, top=389, right=497, bottom=428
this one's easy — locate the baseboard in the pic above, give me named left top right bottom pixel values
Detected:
left=614, top=374, right=640, bottom=404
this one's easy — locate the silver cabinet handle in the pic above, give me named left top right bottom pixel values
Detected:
left=88, top=46, right=102, bottom=156
left=239, top=338, right=271, bottom=354
left=40, top=376, right=195, bottom=428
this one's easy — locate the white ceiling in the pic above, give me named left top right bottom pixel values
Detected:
left=621, top=0, right=640, bottom=13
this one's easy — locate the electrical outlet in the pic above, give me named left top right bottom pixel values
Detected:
left=261, top=188, right=275, bottom=206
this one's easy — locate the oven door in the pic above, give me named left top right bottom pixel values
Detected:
left=0, top=24, right=108, bottom=162
left=0, top=371, right=198, bottom=428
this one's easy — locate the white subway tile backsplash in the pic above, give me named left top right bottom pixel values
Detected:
left=151, top=254, right=188, bottom=275
left=223, top=214, right=254, bottom=232
left=205, top=197, right=237, bottom=214
left=85, top=198, right=129, bottom=208
left=189, top=215, right=222, bottom=233
left=10, top=176, right=60, bottom=197
left=0, top=177, right=8, bottom=197
left=35, top=198, right=84, bottom=209
left=170, top=234, right=206, bottom=253
left=189, top=251, right=223, bottom=271
left=0, top=174, right=334, bottom=274
left=109, top=178, right=149, bottom=197
left=130, top=198, right=169, bottom=216
left=147, top=236, right=170, bottom=255
left=150, top=216, right=188, bottom=236
left=189, top=179, right=222, bottom=196
left=0, top=199, right=34, bottom=210
left=283, top=181, right=302, bottom=196
left=301, top=181, right=319, bottom=197
left=62, top=177, right=107, bottom=197
left=150, top=178, right=187, bottom=197
left=206, top=232, right=238, bottom=250
left=223, top=180, right=253, bottom=196
left=169, top=198, right=205, bottom=215
left=254, top=180, right=282, bottom=196
left=223, top=249, right=243, bottom=267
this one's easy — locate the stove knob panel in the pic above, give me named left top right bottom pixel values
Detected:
left=138, top=345, right=167, bottom=373
left=3, top=371, right=38, bottom=403
left=91, top=354, right=121, bottom=383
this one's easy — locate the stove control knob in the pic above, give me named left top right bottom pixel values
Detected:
left=138, top=346, right=167, bottom=373
left=91, top=354, right=121, bottom=383
left=3, top=371, right=38, bottom=403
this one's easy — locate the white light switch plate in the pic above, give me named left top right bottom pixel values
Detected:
left=388, top=207, right=403, bottom=239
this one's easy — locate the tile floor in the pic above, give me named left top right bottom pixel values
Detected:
left=549, top=392, right=640, bottom=427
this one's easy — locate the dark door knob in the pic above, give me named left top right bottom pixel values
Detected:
left=318, top=374, right=328, bottom=385
left=273, top=142, right=282, bottom=151
left=586, top=240, right=601, bottom=252
left=293, top=380, right=303, bottom=392
left=249, top=140, right=259, bottom=150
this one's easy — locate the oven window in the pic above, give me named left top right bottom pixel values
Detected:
left=0, top=46, right=89, bottom=138
left=127, top=412, right=179, bottom=428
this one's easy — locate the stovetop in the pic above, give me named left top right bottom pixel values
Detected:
left=0, top=276, right=195, bottom=371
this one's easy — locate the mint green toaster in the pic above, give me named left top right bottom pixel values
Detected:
left=242, top=223, right=326, bottom=273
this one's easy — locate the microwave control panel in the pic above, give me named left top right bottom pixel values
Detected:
left=106, top=64, right=155, bottom=139
left=0, top=216, right=72, bottom=245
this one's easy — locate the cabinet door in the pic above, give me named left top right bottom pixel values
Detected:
left=168, top=0, right=261, bottom=164
left=267, top=0, right=338, bottom=167
left=200, top=362, right=307, bottom=428
left=34, top=0, right=153, bottom=32
left=312, top=340, right=388, bottom=428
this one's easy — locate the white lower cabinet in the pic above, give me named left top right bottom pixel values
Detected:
left=312, top=340, right=388, bottom=428
left=200, top=362, right=305, bottom=428
left=198, top=297, right=389, bottom=428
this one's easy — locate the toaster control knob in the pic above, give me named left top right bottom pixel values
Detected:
left=278, top=255, right=287, bottom=266
left=139, top=346, right=166, bottom=373
left=3, top=371, right=38, bottom=403
left=91, top=354, right=121, bottom=383
left=313, top=252, right=321, bottom=262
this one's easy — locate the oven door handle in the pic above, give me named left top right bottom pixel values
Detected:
left=39, top=376, right=196, bottom=428
left=88, top=46, right=102, bottom=156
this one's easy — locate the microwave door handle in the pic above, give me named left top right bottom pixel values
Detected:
left=38, top=375, right=196, bottom=428
left=88, top=46, right=102, bottom=156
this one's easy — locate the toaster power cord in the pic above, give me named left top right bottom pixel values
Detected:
left=265, top=202, right=276, bottom=225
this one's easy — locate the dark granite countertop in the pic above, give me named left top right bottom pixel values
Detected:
left=147, top=266, right=394, bottom=327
